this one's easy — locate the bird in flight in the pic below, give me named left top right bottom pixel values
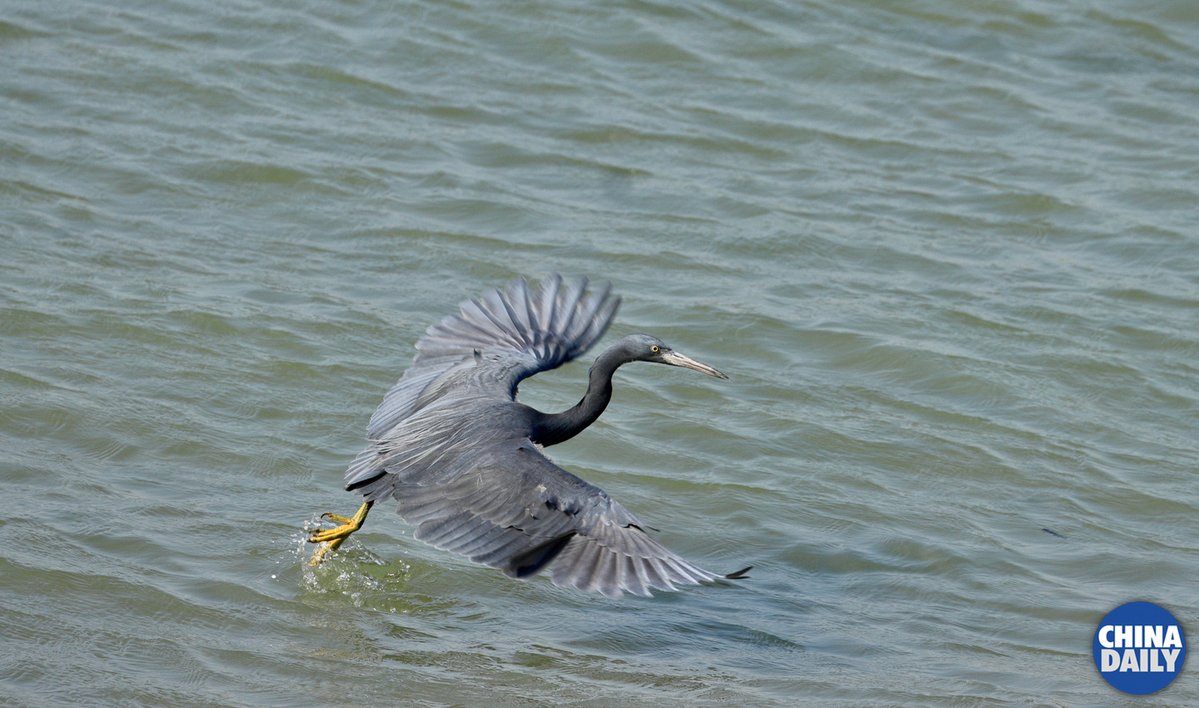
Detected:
left=308, top=275, right=750, bottom=597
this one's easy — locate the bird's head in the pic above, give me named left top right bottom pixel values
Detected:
left=619, top=334, right=729, bottom=379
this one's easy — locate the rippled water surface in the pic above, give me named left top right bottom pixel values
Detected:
left=3, top=0, right=1198, bottom=704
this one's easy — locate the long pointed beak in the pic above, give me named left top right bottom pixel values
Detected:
left=661, top=350, right=729, bottom=380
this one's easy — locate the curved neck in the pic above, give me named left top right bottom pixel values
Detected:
left=531, top=344, right=629, bottom=446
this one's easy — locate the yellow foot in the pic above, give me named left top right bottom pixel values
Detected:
left=307, top=501, right=372, bottom=567
left=313, top=511, right=357, bottom=528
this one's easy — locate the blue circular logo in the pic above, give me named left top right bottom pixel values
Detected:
left=1093, top=601, right=1186, bottom=695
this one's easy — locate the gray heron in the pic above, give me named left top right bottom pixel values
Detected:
left=308, top=275, right=750, bottom=597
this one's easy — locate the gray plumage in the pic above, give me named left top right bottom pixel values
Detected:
left=342, top=275, right=748, bottom=598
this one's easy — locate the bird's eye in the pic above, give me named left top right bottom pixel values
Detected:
left=650, top=345, right=660, bottom=354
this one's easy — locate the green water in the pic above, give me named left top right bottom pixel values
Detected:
left=3, top=0, right=1197, bottom=704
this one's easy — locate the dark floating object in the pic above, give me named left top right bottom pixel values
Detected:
left=1041, top=527, right=1067, bottom=539
left=309, top=275, right=750, bottom=597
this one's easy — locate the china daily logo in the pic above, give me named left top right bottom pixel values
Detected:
left=1093, top=601, right=1186, bottom=695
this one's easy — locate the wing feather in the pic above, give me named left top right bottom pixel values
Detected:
left=364, top=275, right=619, bottom=441
left=380, top=439, right=740, bottom=597
left=550, top=276, right=587, bottom=345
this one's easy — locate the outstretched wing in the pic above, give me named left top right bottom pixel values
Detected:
left=366, top=275, right=620, bottom=440
left=392, top=438, right=748, bottom=598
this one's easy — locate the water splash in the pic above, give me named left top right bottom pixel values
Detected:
left=292, top=514, right=414, bottom=610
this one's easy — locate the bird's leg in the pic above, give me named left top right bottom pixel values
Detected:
left=307, top=500, right=373, bottom=567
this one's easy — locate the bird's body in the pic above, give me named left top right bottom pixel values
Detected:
left=308, top=275, right=749, bottom=597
